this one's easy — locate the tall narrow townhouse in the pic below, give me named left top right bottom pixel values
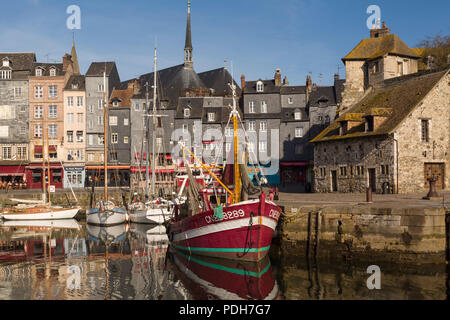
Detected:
left=85, top=62, right=120, bottom=186
left=0, top=53, right=35, bottom=189
left=63, top=74, right=86, bottom=188
left=26, top=54, right=74, bottom=190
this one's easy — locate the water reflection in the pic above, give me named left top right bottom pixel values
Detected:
left=0, top=221, right=280, bottom=300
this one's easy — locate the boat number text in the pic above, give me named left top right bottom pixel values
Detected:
left=269, top=209, right=281, bottom=220
left=205, top=209, right=245, bottom=224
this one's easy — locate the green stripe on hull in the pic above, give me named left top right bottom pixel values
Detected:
left=176, top=249, right=271, bottom=278
left=172, top=244, right=271, bottom=253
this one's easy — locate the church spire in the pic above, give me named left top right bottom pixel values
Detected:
left=71, top=35, right=80, bottom=75
left=184, top=0, right=193, bottom=68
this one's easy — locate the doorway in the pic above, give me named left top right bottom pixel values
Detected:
left=368, top=168, right=377, bottom=193
left=331, top=171, right=338, bottom=192
left=424, top=163, right=445, bottom=190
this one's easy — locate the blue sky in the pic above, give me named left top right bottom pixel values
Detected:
left=2, top=0, right=449, bottom=85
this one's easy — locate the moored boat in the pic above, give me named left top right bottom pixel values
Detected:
left=87, top=201, right=127, bottom=227
left=1, top=207, right=80, bottom=221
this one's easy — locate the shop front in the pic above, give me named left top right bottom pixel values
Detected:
left=25, top=163, right=64, bottom=190
left=280, top=161, right=312, bottom=192
left=85, top=166, right=130, bottom=188
left=0, top=163, right=29, bottom=190
left=63, top=166, right=85, bottom=189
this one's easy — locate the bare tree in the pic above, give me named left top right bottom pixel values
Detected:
left=416, top=33, right=450, bottom=70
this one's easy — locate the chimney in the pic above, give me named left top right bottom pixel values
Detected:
left=274, top=69, right=282, bottom=86
left=241, top=74, right=246, bottom=92
left=128, top=79, right=141, bottom=95
left=370, top=21, right=390, bottom=38
left=62, top=53, right=72, bottom=71
left=334, top=73, right=340, bottom=82
left=283, top=76, right=289, bottom=86
left=306, top=75, right=312, bottom=93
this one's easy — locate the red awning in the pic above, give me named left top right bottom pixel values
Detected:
left=49, top=145, right=57, bottom=152
left=280, top=162, right=310, bottom=167
left=26, top=163, right=63, bottom=170
left=34, top=146, right=43, bottom=154
left=131, top=167, right=175, bottom=174
left=86, top=166, right=130, bottom=170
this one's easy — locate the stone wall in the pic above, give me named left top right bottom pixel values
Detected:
left=394, top=71, right=450, bottom=193
left=340, top=61, right=366, bottom=112
left=313, top=136, right=395, bottom=193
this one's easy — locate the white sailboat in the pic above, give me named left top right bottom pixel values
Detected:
left=87, top=70, right=127, bottom=226
left=1, top=115, right=80, bottom=221
left=129, top=47, right=182, bottom=225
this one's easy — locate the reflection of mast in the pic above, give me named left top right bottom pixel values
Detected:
left=105, top=244, right=110, bottom=300
left=42, top=117, right=46, bottom=203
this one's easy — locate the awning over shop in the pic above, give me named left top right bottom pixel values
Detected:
left=26, top=163, right=63, bottom=170
left=34, top=145, right=43, bottom=154
left=86, top=166, right=130, bottom=170
left=131, top=167, right=175, bottom=174
left=49, top=146, right=57, bottom=153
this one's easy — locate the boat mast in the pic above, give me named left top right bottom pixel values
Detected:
left=151, top=47, right=157, bottom=198
left=46, top=125, right=51, bottom=206
left=231, top=78, right=241, bottom=204
left=103, top=71, right=108, bottom=202
left=42, top=117, right=46, bottom=204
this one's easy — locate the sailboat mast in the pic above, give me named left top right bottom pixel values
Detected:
left=46, top=125, right=51, bottom=205
left=145, top=82, right=150, bottom=198
left=231, top=81, right=241, bottom=204
left=42, top=117, right=46, bottom=203
left=103, top=71, right=108, bottom=201
left=151, top=47, right=157, bottom=197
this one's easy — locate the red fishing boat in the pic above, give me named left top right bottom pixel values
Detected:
left=166, top=81, right=282, bottom=262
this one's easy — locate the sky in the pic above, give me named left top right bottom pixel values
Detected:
left=2, top=0, right=449, bottom=86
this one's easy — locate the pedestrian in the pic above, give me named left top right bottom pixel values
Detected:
left=269, top=188, right=275, bottom=201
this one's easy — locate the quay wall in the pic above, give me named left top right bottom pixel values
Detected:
left=276, top=204, right=448, bottom=265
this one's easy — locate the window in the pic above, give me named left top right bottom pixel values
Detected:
left=124, top=118, right=129, bottom=126
left=88, top=120, right=94, bottom=129
left=134, top=103, right=140, bottom=111
left=225, top=142, right=231, bottom=153
left=319, top=168, right=326, bottom=177
left=381, top=165, right=389, bottom=175
left=340, top=166, right=347, bottom=176
left=249, top=101, right=256, bottom=113
left=294, top=112, right=302, bottom=120
left=109, top=116, right=118, bottom=126
left=182, top=124, right=188, bottom=133
left=2, top=147, right=11, bottom=160
left=295, top=127, right=304, bottom=138
left=248, top=121, right=256, bottom=132
left=124, top=136, right=129, bottom=144
left=98, top=99, right=104, bottom=110
left=260, top=120, right=267, bottom=132
left=357, top=166, right=365, bottom=176
left=288, top=97, right=294, bottom=104
left=88, top=105, right=94, bottom=113
left=34, top=106, right=43, bottom=119
left=208, top=113, right=215, bottom=122
left=48, top=125, right=57, bottom=138
left=98, top=135, right=104, bottom=145
left=113, top=101, right=119, bottom=107
left=98, top=84, right=105, bottom=92
left=248, top=142, right=255, bottom=153
left=77, top=97, right=83, bottom=107
left=111, top=133, right=118, bottom=144
left=225, top=127, right=233, bottom=137
left=49, top=86, right=57, bottom=98
left=421, top=119, right=430, bottom=142
left=35, top=69, right=42, bottom=77
left=184, top=108, right=190, bottom=117
left=97, top=116, right=103, bottom=125
left=0, top=126, right=8, bottom=137
left=110, top=151, right=118, bottom=161
left=49, top=68, right=56, bottom=77
left=259, top=141, right=267, bottom=152
left=397, top=61, right=404, bottom=76
left=88, top=153, right=94, bottom=162
left=17, top=147, right=27, bottom=160
left=67, top=113, right=74, bottom=124
left=34, top=86, right=43, bottom=98
left=88, top=134, right=94, bottom=146
left=76, top=131, right=83, bottom=143
left=261, top=101, right=268, bottom=113
left=20, top=126, right=26, bottom=135
left=0, top=70, right=11, bottom=80
left=256, top=81, right=264, bottom=93
left=49, top=105, right=57, bottom=118
left=14, top=88, right=22, bottom=98
left=67, top=97, right=74, bottom=107
left=34, top=125, right=42, bottom=138
left=67, top=131, right=74, bottom=142
left=77, top=113, right=83, bottom=123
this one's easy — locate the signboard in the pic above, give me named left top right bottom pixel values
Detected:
left=49, top=185, right=56, bottom=193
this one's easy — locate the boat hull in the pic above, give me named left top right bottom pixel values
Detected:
left=167, top=198, right=282, bottom=262
left=1, top=207, right=80, bottom=221
left=86, top=207, right=127, bottom=226
left=129, top=208, right=169, bottom=225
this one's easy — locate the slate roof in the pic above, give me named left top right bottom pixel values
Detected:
left=311, top=69, right=448, bottom=143
left=343, top=34, right=420, bottom=61
left=308, top=86, right=338, bottom=109
left=64, top=74, right=85, bottom=91
left=280, top=86, right=307, bottom=95
left=244, top=79, right=282, bottom=94
left=176, top=97, right=205, bottom=119
left=281, top=108, right=309, bottom=122
left=32, top=63, right=65, bottom=76
left=197, top=67, right=241, bottom=96
left=0, top=53, right=36, bottom=71
left=86, top=62, right=117, bottom=77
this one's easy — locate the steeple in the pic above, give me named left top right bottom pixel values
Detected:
left=184, top=0, right=193, bottom=69
left=71, top=36, right=80, bottom=75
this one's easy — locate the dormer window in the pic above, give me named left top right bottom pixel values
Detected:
left=294, top=111, right=301, bottom=120
left=113, top=101, right=119, bottom=107
left=256, top=81, right=264, bottom=93
left=49, top=68, right=56, bottom=77
left=72, top=83, right=78, bottom=90
left=340, top=121, right=348, bottom=136
left=184, top=107, right=191, bottom=118
left=366, top=116, right=375, bottom=132
left=0, top=70, right=11, bottom=80
left=208, top=113, right=215, bottom=122
left=288, top=97, right=294, bottom=104
left=2, top=59, right=9, bottom=68
left=35, top=69, right=42, bottom=77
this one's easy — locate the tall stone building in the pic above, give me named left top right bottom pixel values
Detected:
left=26, top=53, right=74, bottom=190
left=85, top=62, right=120, bottom=186
left=312, top=69, right=449, bottom=194
left=340, top=22, right=421, bottom=113
left=0, top=53, right=35, bottom=188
